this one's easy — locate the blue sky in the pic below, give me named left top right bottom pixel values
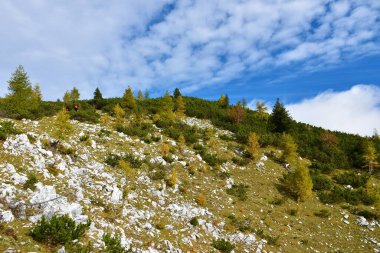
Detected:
left=0, top=0, right=379, bottom=135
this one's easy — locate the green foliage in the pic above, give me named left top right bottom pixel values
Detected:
left=190, top=217, right=199, bottom=226
left=117, top=122, right=153, bottom=138
left=23, top=172, right=38, bottom=191
left=212, top=239, right=235, bottom=253
left=227, top=214, right=252, bottom=232
left=198, top=148, right=226, bottom=166
left=333, top=172, right=370, bottom=188
left=65, top=242, right=93, bottom=253
left=283, top=163, right=313, bottom=202
left=1, top=65, right=42, bottom=119
left=69, top=107, right=100, bottom=123
left=102, top=233, right=130, bottom=253
left=52, top=108, right=73, bottom=142
left=314, top=209, right=331, bottom=218
left=318, top=186, right=377, bottom=205
left=226, top=184, right=249, bottom=201
left=269, top=99, right=293, bottom=133
left=28, top=215, right=90, bottom=245
left=311, top=173, right=333, bottom=191
left=350, top=207, right=379, bottom=221
left=173, top=88, right=182, bottom=98
left=0, top=121, right=20, bottom=140
left=123, top=86, right=137, bottom=111
left=105, top=153, right=121, bottom=167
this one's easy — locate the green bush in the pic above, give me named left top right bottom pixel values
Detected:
left=226, top=184, right=249, bottom=201
left=311, top=174, right=333, bottom=191
left=102, top=233, right=130, bottom=253
left=28, top=215, right=90, bottom=245
left=123, top=153, right=143, bottom=168
left=23, top=173, right=38, bottom=191
left=318, top=186, right=377, bottom=205
left=0, top=121, right=20, bottom=140
left=212, top=239, right=235, bottom=253
left=190, top=217, right=199, bottom=226
left=69, top=109, right=100, bottom=123
left=117, top=123, right=153, bottom=138
left=65, top=241, right=93, bottom=253
left=105, top=153, right=121, bottom=167
left=333, top=172, right=370, bottom=188
left=314, top=209, right=331, bottom=218
left=231, top=157, right=250, bottom=166
left=350, top=208, right=379, bottom=221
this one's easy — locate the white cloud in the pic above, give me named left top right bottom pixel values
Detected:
left=286, top=85, right=380, bottom=136
left=0, top=1, right=379, bottom=100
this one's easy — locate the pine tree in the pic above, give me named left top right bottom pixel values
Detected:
left=93, top=87, right=103, bottom=100
left=173, top=88, right=182, bottom=98
left=52, top=108, right=73, bottom=142
left=269, top=99, right=292, bottom=133
left=33, top=84, right=43, bottom=102
left=285, top=163, right=313, bottom=202
left=63, top=91, right=71, bottom=104
left=217, top=94, right=229, bottom=108
left=175, top=95, right=186, bottom=118
left=123, top=86, right=137, bottom=111
left=247, top=132, right=260, bottom=160
left=137, top=90, right=144, bottom=101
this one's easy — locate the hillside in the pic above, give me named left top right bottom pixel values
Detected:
left=0, top=111, right=379, bottom=252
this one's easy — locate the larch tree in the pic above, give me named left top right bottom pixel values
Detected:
left=4, top=65, right=41, bottom=119
left=362, top=141, right=378, bottom=173
left=113, top=104, right=125, bottom=127
left=285, top=162, right=313, bottom=202
left=175, top=95, right=186, bottom=118
left=227, top=104, right=245, bottom=123
left=280, top=133, right=298, bottom=166
left=247, top=132, right=260, bottom=160
left=137, top=90, right=144, bottom=101
left=161, top=91, right=174, bottom=119
left=52, top=108, right=73, bottom=142
left=123, top=86, right=137, bottom=111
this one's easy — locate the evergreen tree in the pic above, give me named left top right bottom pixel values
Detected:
left=247, top=132, right=260, bottom=160
left=93, top=87, right=103, bottom=100
left=284, top=163, right=313, bottom=202
left=63, top=91, right=71, bottom=104
left=175, top=95, right=186, bottom=118
left=4, top=65, right=41, bottom=119
left=123, top=86, right=137, bottom=111
left=113, top=104, right=125, bottom=127
left=144, top=89, right=150, bottom=99
left=217, top=94, right=229, bottom=108
left=173, top=88, right=182, bottom=98
left=137, top=90, right=144, bottom=101
left=241, top=98, right=247, bottom=108
left=269, top=99, right=292, bottom=133
left=52, top=108, right=73, bottom=142
left=256, top=101, right=268, bottom=113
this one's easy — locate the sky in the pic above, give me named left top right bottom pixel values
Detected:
left=0, top=0, right=379, bottom=136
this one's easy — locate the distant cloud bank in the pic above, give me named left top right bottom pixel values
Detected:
left=287, top=85, right=380, bottom=136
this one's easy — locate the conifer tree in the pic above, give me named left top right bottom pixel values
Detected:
left=217, top=94, right=229, bottom=108
left=70, top=87, right=80, bottom=102
left=247, top=132, right=260, bottom=160
left=175, top=95, right=186, bottom=118
left=63, top=91, right=71, bottom=104
left=144, top=89, right=150, bottom=99
left=173, top=88, right=182, bottom=98
left=285, top=163, right=313, bottom=202
left=227, top=104, right=245, bottom=123
left=93, top=87, right=103, bottom=100
left=137, top=90, right=144, bottom=101
left=241, top=98, right=247, bottom=108
left=52, top=108, right=73, bottom=142
left=161, top=91, right=174, bottom=119
left=33, top=84, right=43, bottom=102
left=269, top=99, right=292, bottom=133
left=113, top=104, right=125, bottom=126
left=362, top=141, right=378, bottom=173
left=256, top=101, right=268, bottom=114
left=123, top=86, right=137, bottom=111
left=4, top=65, right=41, bottom=119
left=280, top=133, right=298, bottom=165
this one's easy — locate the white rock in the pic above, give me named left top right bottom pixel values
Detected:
left=357, top=216, right=369, bottom=226
left=110, top=185, right=123, bottom=203
left=0, top=210, right=14, bottom=222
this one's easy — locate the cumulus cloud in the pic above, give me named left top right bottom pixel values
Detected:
left=0, top=1, right=379, bottom=99
left=286, top=85, right=380, bottom=136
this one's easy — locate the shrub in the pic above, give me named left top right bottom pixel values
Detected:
left=231, top=157, right=250, bottom=166
left=314, top=209, right=331, bottom=218
left=226, top=184, right=249, bottom=201
left=79, top=132, right=90, bottom=142
left=165, top=169, right=177, bottom=187
left=199, top=149, right=226, bottom=166
left=102, top=232, right=130, bottom=253
left=190, top=217, right=199, bottom=226
left=311, top=174, right=333, bottom=191
left=212, top=239, right=235, bottom=253
left=0, top=121, right=20, bottom=140
left=195, top=193, right=207, bottom=206
left=123, top=153, right=142, bottom=169
left=333, top=172, right=370, bottom=188
left=23, top=173, right=38, bottom=191
left=105, top=153, right=121, bottom=167
left=65, top=241, right=93, bottom=253
left=28, top=215, right=90, bottom=245
left=350, top=208, right=379, bottom=221
left=318, top=186, right=377, bottom=205
left=69, top=109, right=100, bottom=123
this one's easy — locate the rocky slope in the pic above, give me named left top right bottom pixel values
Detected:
left=0, top=116, right=379, bottom=252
